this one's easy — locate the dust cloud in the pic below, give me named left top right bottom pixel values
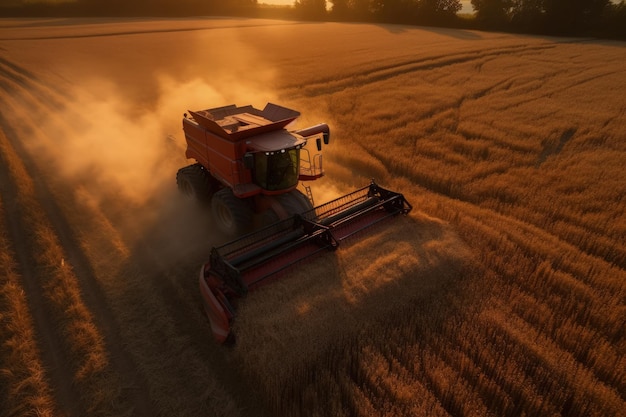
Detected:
left=22, top=26, right=287, bottom=263
left=44, top=80, right=278, bottom=210
left=44, top=77, right=218, bottom=206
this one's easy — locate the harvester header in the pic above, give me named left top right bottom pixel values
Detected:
left=199, top=181, right=412, bottom=344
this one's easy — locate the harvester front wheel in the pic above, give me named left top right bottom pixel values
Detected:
left=278, top=189, right=314, bottom=215
left=259, top=189, right=315, bottom=227
left=211, top=188, right=253, bottom=236
left=176, top=163, right=216, bottom=203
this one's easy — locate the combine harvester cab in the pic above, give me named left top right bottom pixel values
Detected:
left=199, top=181, right=412, bottom=344
left=178, top=102, right=330, bottom=236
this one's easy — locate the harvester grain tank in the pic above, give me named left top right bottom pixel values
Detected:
left=176, top=103, right=412, bottom=343
left=177, top=103, right=327, bottom=236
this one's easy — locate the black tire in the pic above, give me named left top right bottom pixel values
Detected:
left=257, top=208, right=280, bottom=229
left=211, top=188, right=253, bottom=236
left=257, top=189, right=314, bottom=228
left=176, top=163, right=216, bottom=203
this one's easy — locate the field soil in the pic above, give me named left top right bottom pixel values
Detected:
left=1, top=18, right=624, bottom=417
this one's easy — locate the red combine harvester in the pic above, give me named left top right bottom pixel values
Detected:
left=177, top=103, right=412, bottom=343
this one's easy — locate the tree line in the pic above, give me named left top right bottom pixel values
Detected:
left=295, top=0, right=625, bottom=37
left=1, top=0, right=625, bottom=39
left=470, top=0, right=624, bottom=35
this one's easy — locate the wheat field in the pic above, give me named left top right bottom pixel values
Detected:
left=0, top=18, right=624, bottom=417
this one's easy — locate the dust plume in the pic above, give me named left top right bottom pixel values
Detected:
left=17, top=24, right=280, bottom=210
left=41, top=76, right=278, bottom=208
left=19, top=27, right=285, bottom=264
left=42, top=77, right=211, bottom=206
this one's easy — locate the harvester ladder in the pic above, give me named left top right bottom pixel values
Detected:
left=304, top=184, right=314, bottom=206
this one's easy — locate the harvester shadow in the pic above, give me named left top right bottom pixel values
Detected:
left=230, top=211, right=472, bottom=382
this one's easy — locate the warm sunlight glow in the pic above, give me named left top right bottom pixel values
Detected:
left=0, top=17, right=624, bottom=417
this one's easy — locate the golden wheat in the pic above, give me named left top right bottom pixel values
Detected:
left=0, top=18, right=624, bottom=417
left=0, top=198, right=58, bottom=417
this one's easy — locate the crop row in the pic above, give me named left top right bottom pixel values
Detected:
left=0, top=191, right=57, bottom=417
left=0, top=116, right=126, bottom=415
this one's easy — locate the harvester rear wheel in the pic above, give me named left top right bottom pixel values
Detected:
left=211, top=188, right=253, bottom=236
left=176, top=163, right=216, bottom=203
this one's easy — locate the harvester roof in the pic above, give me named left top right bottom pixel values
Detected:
left=245, top=130, right=306, bottom=153
left=188, top=103, right=300, bottom=141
